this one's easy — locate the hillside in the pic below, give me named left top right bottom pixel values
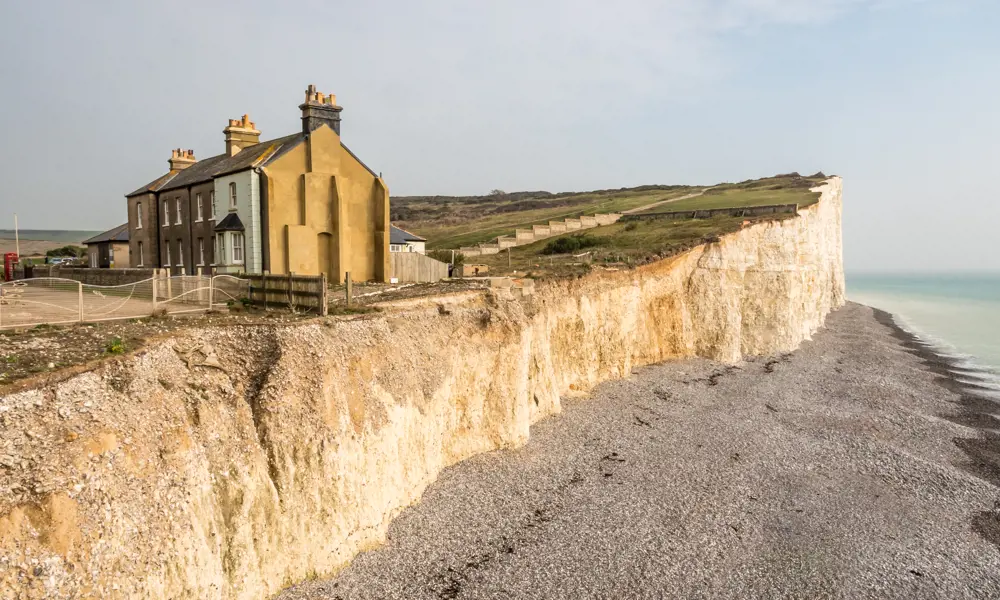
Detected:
left=0, top=230, right=101, bottom=244
left=395, top=173, right=826, bottom=250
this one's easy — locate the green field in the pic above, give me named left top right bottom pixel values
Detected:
left=0, top=230, right=102, bottom=243
left=471, top=213, right=795, bottom=279
left=394, top=187, right=701, bottom=250
left=396, top=174, right=826, bottom=250
left=642, top=174, right=826, bottom=213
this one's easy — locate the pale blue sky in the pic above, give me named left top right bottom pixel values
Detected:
left=0, top=0, right=996, bottom=272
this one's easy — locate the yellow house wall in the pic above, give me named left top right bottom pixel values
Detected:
left=262, top=125, right=389, bottom=283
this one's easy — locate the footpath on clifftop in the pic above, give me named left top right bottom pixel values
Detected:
left=281, top=303, right=1000, bottom=600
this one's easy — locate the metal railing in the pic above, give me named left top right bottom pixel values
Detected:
left=0, top=274, right=251, bottom=329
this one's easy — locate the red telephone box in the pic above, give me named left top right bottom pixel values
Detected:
left=3, top=253, right=18, bottom=281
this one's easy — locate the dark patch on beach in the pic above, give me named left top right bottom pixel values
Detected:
left=873, top=308, right=1000, bottom=550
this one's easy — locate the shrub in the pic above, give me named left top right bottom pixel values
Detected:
left=541, top=234, right=604, bottom=255
left=624, top=222, right=639, bottom=232
left=105, top=337, right=125, bottom=354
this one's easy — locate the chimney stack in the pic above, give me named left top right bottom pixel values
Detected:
left=223, top=114, right=261, bottom=156
left=299, top=84, right=343, bottom=135
left=168, top=148, right=196, bottom=171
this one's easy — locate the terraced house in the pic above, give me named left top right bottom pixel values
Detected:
left=125, top=85, right=391, bottom=283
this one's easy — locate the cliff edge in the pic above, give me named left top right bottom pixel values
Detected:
left=0, top=178, right=845, bottom=599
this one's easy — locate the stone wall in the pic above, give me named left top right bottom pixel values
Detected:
left=18, top=266, right=157, bottom=286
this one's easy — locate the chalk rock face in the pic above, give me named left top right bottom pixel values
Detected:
left=0, top=180, right=844, bottom=599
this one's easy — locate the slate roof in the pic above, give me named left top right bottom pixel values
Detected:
left=159, top=133, right=303, bottom=193
left=126, top=171, right=178, bottom=198
left=83, top=223, right=129, bottom=245
left=130, top=125, right=381, bottom=197
left=214, top=212, right=245, bottom=232
left=390, top=225, right=426, bottom=244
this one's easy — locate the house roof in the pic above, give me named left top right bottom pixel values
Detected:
left=214, top=212, right=245, bottom=232
left=159, top=133, right=304, bottom=193
left=390, top=225, right=426, bottom=244
left=126, top=171, right=178, bottom=197
left=131, top=124, right=381, bottom=198
left=83, top=223, right=129, bottom=245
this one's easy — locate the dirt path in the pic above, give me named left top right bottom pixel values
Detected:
left=621, top=188, right=709, bottom=214
left=280, top=303, right=1000, bottom=599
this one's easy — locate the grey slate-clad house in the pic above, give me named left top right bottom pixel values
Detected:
left=389, top=225, right=426, bottom=254
left=82, top=224, right=130, bottom=269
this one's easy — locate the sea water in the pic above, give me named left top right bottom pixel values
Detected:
left=848, top=273, right=1000, bottom=391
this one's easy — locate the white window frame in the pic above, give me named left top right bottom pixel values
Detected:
left=210, top=191, right=216, bottom=220
left=232, top=232, right=244, bottom=264
left=174, top=198, right=182, bottom=225
left=176, top=239, right=184, bottom=267
left=229, top=182, right=237, bottom=210
left=218, top=234, right=226, bottom=264
left=137, top=241, right=144, bottom=266
left=197, top=238, right=204, bottom=266
left=195, top=194, right=203, bottom=222
left=162, top=200, right=169, bottom=227
left=136, top=203, right=143, bottom=229
left=165, top=240, right=171, bottom=266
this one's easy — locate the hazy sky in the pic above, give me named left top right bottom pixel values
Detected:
left=1, top=0, right=997, bottom=272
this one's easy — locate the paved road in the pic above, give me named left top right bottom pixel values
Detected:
left=280, top=303, right=1000, bottom=599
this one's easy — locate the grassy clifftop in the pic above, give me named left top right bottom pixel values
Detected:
left=396, top=173, right=825, bottom=250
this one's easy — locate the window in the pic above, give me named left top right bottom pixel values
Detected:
left=218, top=235, right=226, bottom=264
left=89, top=248, right=98, bottom=268
left=232, top=233, right=244, bottom=264
left=195, top=194, right=203, bottom=222
left=197, top=238, right=204, bottom=266
left=165, top=240, right=171, bottom=266
left=229, top=182, right=237, bottom=210
left=390, top=244, right=401, bottom=252
left=175, top=198, right=182, bottom=225
left=210, top=235, right=216, bottom=264
left=210, top=191, right=216, bottom=220
left=176, top=239, right=183, bottom=266
left=137, top=241, right=144, bottom=266
left=136, top=203, right=143, bottom=229
left=162, top=200, right=169, bottom=227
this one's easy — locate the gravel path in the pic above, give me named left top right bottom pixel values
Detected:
left=280, top=303, right=1000, bottom=599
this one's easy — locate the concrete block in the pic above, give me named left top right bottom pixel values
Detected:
left=496, top=237, right=517, bottom=249
left=580, top=216, right=598, bottom=228
left=548, top=221, right=567, bottom=234
left=564, top=219, right=582, bottom=230
left=515, top=229, right=535, bottom=243
left=532, top=225, right=551, bottom=238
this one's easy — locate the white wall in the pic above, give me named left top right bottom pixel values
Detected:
left=213, top=169, right=261, bottom=273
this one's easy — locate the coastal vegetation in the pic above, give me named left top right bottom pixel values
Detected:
left=395, top=173, right=825, bottom=251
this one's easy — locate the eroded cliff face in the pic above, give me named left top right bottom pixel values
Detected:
left=0, top=179, right=844, bottom=599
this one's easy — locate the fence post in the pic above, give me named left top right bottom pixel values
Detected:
left=287, top=271, right=294, bottom=311
left=262, top=273, right=268, bottom=311
left=320, top=273, right=328, bottom=316
left=208, top=275, right=214, bottom=311
left=78, top=281, right=83, bottom=322
left=151, top=272, right=158, bottom=315
left=345, top=272, right=352, bottom=306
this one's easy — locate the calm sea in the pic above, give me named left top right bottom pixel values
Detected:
left=848, top=273, right=1000, bottom=390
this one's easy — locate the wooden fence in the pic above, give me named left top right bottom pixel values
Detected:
left=245, top=273, right=328, bottom=315
left=390, top=252, right=449, bottom=283
left=621, top=203, right=799, bottom=222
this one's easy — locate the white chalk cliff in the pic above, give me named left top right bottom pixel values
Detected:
left=0, top=179, right=845, bottom=599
